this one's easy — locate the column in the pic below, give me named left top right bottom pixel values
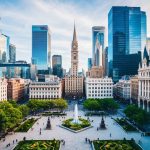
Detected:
left=143, top=101, right=145, bottom=110
left=147, top=102, right=149, bottom=112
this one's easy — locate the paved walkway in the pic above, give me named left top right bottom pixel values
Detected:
left=0, top=110, right=150, bottom=150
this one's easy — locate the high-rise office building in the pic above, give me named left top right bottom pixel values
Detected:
left=88, top=58, right=92, bottom=70
left=32, top=25, right=51, bottom=73
left=104, top=47, right=108, bottom=76
left=9, top=44, right=16, bottom=63
left=146, top=38, right=150, bottom=56
left=92, top=26, right=105, bottom=66
left=52, top=55, right=62, bottom=78
left=0, top=34, right=9, bottom=63
left=108, top=6, right=147, bottom=82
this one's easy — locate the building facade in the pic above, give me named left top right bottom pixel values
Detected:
left=113, top=76, right=131, bottom=101
left=88, top=58, right=92, bottom=70
left=92, top=26, right=105, bottom=66
left=7, top=78, right=25, bottom=101
left=85, top=77, right=113, bottom=99
left=64, top=24, right=84, bottom=98
left=29, top=76, right=62, bottom=99
left=108, top=7, right=147, bottom=82
left=32, top=25, right=51, bottom=72
left=146, top=38, right=150, bottom=56
left=0, top=78, right=7, bottom=101
left=138, top=57, right=150, bottom=112
left=130, top=75, right=139, bottom=104
left=86, top=66, right=104, bottom=78
left=52, top=55, right=62, bottom=78
left=9, top=44, right=16, bottom=63
left=0, top=34, right=10, bottom=63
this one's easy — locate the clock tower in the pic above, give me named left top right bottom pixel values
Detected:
left=71, top=24, right=78, bottom=76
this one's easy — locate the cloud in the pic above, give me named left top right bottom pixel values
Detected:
left=0, top=0, right=150, bottom=72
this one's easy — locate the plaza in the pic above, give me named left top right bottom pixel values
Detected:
left=0, top=102, right=150, bottom=150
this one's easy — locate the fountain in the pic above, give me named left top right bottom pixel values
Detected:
left=72, top=104, right=80, bottom=124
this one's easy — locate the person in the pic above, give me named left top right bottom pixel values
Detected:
left=16, top=139, right=18, bottom=142
left=13, top=140, right=14, bottom=144
left=110, top=133, right=111, bottom=138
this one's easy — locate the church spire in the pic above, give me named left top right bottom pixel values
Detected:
left=73, top=22, right=77, bottom=42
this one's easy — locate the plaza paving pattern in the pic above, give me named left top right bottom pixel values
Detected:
left=0, top=110, right=150, bottom=150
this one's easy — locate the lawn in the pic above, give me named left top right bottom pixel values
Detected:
left=14, top=140, right=60, bottom=150
left=93, top=140, right=142, bottom=150
left=42, top=111, right=66, bottom=116
left=62, top=118, right=91, bottom=131
left=115, top=118, right=138, bottom=132
left=15, top=118, right=37, bottom=132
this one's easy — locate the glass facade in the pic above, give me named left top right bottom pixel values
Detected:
left=52, top=55, right=62, bottom=78
left=88, top=58, right=92, bottom=70
left=0, top=34, right=10, bottom=63
left=9, top=44, right=16, bottom=63
left=108, top=6, right=147, bottom=82
left=0, top=63, right=30, bottom=79
left=92, top=26, right=105, bottom=66
left=32, top=25, right=51, bottom=71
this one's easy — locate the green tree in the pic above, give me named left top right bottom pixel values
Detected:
left=19, top=105, right=29, bottom=117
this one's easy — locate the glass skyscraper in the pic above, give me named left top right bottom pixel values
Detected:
left=0, top=34, right=10, bottom=63
left=88, top=58, right=92, bottom=70
left=32, top=25, right=51, bottom=72
left=9, top=44, right=16, bottom=63
left=52, top=55, right=62, bottom=78
left=108, top=6, right=147, bottom=82
left=92, top=26, right=105, bottom=66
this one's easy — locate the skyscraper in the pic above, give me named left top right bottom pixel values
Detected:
left=9, top=44, right=16, bottom=63
left=0, top=33, right=9, bottom=63
left=52, top=55, right=62, bottom=78
left=146, top=38, right=150, bottom=56
left=92, top=26, right=105, bottom=66
left=88, top=58, right=92, bottom=70
left=32, top=25, right=51, bottom=73
left=108, top=6, right=147, bottom=82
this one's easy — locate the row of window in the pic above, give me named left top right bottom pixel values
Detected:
left=30, top=88, right=59, bottom=90
left=88, top=84, right=112, bottom=86
left=88, top=90, right=112, bottom=93
left=88, top=94, right=112, bottom=97
left=88, top=87, right=112, bottom=89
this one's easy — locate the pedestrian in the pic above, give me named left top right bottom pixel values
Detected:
left=110, top=133, right=111, bottom=138
left=16, top=139, right=18, bottom=142
left=13, top=140, right=14, bottom=144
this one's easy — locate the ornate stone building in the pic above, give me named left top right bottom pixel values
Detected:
left=130, top=75, right=139, bottom=104
left=64, top=24, right=84, bottom=98
left=0, top=78, right=7, bottom=101
left=138, top=52, right=150, bottom=112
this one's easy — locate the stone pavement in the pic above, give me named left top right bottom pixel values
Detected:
left=0, top=110, right=150, bottom=150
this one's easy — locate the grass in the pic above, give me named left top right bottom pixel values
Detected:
left=14, top=140, right=60, bottom=150
left=115, top=118, right=138, bottom=132
left=42, top=111, right=66, bottom=116
left=62, top=118, right=91, bottom=131
left=15, top=118, right=37, bottom=132
left=93, top=140, right=142, bottom=150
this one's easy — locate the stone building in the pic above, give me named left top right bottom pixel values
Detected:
left=138, top=51, right=150, bottom=112
left=64, top=24, right=84, bottom=99
left=130, top=75, right=139, bottom=104
left=0, top=78, right=7, bottom=101
left=29, top=75, right=62, bottom=99
left=7, top=78, right=25, bottom=101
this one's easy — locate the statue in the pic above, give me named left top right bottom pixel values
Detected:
left=46, top=117, right=51, bottom=129
left=100, top=114, right=106, bottom=129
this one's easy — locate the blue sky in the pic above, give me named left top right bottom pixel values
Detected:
left=0, top=0, right=150, bottom=71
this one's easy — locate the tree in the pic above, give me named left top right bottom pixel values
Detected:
left=19, top=105, right=29, bottom=117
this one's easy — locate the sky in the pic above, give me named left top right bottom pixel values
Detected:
left=0, top=0, right=150, bottom=72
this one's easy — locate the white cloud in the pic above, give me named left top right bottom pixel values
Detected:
left=0, top=0, right=150, bottom=72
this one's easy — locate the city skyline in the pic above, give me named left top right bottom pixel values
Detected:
left=0, top=0, right=150, bottom=71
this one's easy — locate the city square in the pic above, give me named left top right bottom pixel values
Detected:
left=0, top=102, right=150, bottom=150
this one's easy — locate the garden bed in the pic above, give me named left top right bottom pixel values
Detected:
left=62, top=118, right=91, bottom=131
left=15, top=118, right=38, bottom=132
left=42, top=111, right=66, bottom=116
left=115, top=118, right=138, bottom=132
left=13, top=139, right=60, bottom=150
left=93, top=140, right=142, bottom=150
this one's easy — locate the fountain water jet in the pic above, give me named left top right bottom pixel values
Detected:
left=72, top=104, right=80, bottom=124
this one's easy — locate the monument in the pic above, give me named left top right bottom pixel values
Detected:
left=46, top=117, right=51, bottom=129
left=100, top=115, right=106, bottom=129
